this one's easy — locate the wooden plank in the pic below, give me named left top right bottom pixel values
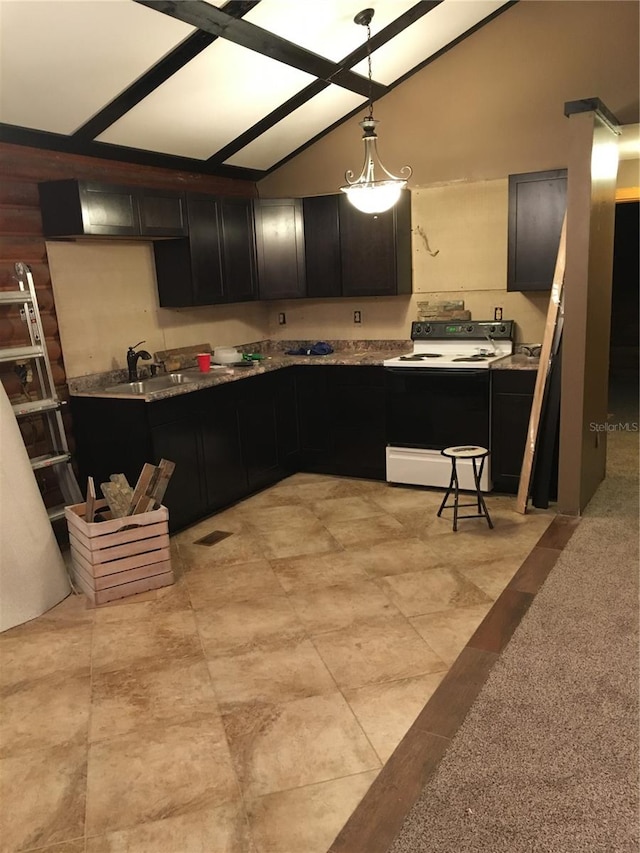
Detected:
left=127, top=463, right=157, bottom=514
left=92, top=571, right=174, bottom=605
left=75, top=519, right=169, bottom=553
left=101, top=479, right=133, bottom=518
left=132, top=494, right=157, bottom=515
left=516, top=212, right=567, bottom=514
left=147, top=458, right=175, bottom=505
left=65, top=502, right=167, bottom=536
left=109, top=473, right=133, bottom=505
left=85, top=476, right=96, bottom=523
left=72, top=542, right=171, bottom=578
left=95, top=560, right=172, bottom=590
left=88, top=534, right=170, bottom=566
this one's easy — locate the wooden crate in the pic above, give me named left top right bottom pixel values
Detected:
left=64, top=499, right=173, bottom=605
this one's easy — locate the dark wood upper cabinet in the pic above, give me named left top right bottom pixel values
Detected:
left=219, top=197, right=258, bottom=304
left=154, top=194, right=257, bottom=307
left=303, top=194, right=342, bottom=298
left=187, top=195, right=225, bottom=306
left=339, top=189, right=412, bottom=297
left=138, top=188, right=187, bottom=237
left=38, top=179, right=186, bottom=238
left=254, top=198, right=306, bottom=300
left=507, top=169, right=567, bottom=291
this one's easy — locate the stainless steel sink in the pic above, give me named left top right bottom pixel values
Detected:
left=104, top=373, right=197, bottom=395
left=166, top=373, right=195, bottom=385
left=104, top=380, right=149, bottom=395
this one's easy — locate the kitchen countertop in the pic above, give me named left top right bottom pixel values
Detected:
left=70, top=346, right=540, bottom=402
left=69, top=347, right=411, bottom=402
left=493, top=354, right=540, bottom=371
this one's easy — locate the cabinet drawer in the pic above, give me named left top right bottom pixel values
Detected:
left=492, top=369, right=536, bottom=395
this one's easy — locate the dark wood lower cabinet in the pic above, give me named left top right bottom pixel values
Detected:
left=200, top=385, right=247, bottom=511
left=327, top=366, right=386, bottom=480
left=151, top=413, right=207, bottom=530
left=71, top=369, right=299, bottom=532
left=71, top=366, right=535, bottom=533
left=490, top=369, right=536, bottom=493
left=238, top=374, right=284, bottom=491
left=296, top=365, right=386, bottom=480
left=296, top=366, right=331, bottom=472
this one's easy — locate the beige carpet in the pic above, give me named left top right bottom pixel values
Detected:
left=390, top=380, right=639, bottom=852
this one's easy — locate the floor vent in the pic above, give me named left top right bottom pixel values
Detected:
left=193, top=530, right=233, bottom=547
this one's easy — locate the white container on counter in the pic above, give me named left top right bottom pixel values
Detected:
left=213, top=347, right=241, bottom=364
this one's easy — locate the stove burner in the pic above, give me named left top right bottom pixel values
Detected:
left=453, top=355, right=488, bottom=362
left=399, top=353, right=443, bottom=361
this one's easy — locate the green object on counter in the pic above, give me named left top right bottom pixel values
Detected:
left=242, top=353, right=264, bottom=361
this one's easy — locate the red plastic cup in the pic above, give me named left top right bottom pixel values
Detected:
left=197, top=353, right=211, bottom=372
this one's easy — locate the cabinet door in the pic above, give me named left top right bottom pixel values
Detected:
left=274, top=368, right=299, bottom=472
left=254, top=198, right=306, bottom=300
left=339, top=190, right=411, bottom=296
left=220, top=197, right=258, bottom=303
left=39, top=179, right=186, bottom=238
left=188, top=195, right=225, bottom=305
left=237, top=376, right=282, bottom=490
left=79, top=182, right=139, bottom=236
left=151, top=415, right=207, bottom=531
left=296, top=366, right=332, bottom=473
left=507, top=169, right=567, bottom=291
left=491, top=370, right=536, bottom=493
left=200, top=386, right=247, bottom=511
left=153, top=238, right=193, bottom=307
left=303, top=195, right=342, bottom=298
left=70, top=396, right=152, bottom=491
left=327, top=366, right=386, bottom=480
left=138, top=189, right=187, bottom=237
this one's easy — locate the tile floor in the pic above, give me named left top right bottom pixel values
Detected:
left=0, top=473, right=554, bottom=853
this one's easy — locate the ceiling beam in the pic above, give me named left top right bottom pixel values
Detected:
left=207, top=1, right=440, bottom=167
left=134, top=0, right=387, bottom=100
left=73, top=0, right=260, bottom=141
left=0, top=122, right=264, bottom=182
left=260, top=1, right=519, bottom=178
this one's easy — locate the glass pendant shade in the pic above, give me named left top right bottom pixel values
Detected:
left=340, top=117, right=411, bottom=214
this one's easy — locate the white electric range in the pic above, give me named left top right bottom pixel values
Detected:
left=384, top=320, right=514, bottom=491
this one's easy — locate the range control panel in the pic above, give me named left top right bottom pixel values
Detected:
left=411, top=320, right=514, bottom=341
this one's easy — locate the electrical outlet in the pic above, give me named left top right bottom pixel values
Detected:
left=354, top=310, right=362, bottom=324
left=494, top=306, right=503, bottom=321
left=278, top=312, right=286, bottom=325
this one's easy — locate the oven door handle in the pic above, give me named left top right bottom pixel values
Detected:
left=384, top=367, right=489, bottom=377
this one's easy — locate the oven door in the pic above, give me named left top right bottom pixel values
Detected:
left=385, top=367, right=490, bottom=450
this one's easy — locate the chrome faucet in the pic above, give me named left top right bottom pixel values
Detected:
left=482, top=332, right=498, bottom=356
left=127, top=341, right=152, bottom=381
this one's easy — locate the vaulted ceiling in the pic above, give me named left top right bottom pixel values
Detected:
left=0, top=0, right=513, bottom=180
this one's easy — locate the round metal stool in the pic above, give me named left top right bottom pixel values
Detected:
left=437, top=446, right=493, bottom=532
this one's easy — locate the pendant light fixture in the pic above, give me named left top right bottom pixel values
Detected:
left=340, top=8, right=412, bottom=215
